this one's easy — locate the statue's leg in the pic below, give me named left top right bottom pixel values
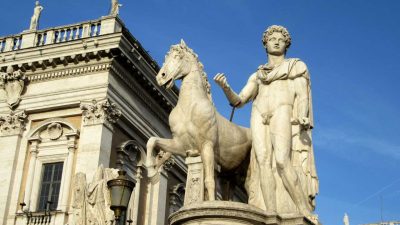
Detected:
left=252, top=113, right=276, bottom=213
left=200, top=141, right=215, bottom=201
left=146, top=137, right=184, bottom=177
left=270, top=106, right=310, bottom=216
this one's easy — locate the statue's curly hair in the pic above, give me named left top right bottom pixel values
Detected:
left=262, top=25, right=291, bottom=52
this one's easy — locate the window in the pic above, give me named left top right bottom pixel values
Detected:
left=37, top=162, right=64, bottom=211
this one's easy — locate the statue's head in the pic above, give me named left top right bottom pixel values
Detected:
left=35, top=1, right=43, bottom=11
left=262, top=25, right=291, bottom=55
left=157, top=39, right=195, bottom=89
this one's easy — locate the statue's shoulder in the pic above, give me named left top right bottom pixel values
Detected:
left=287, top=58, right=309, bottom=78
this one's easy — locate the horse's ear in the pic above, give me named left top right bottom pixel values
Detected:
left=180, top=39, right=187, bottom=47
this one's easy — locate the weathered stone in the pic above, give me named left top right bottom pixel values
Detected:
left=214, top=25, right=318, bottom=219
left=170, top=201, right=317, bottom=225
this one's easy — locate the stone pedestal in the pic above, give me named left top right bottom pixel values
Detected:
left=169, top=201, right=317, bottom=225
left=184, top=156, right=204, bottom=205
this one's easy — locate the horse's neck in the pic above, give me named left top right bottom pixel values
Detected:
left=178, top=68, right=208, bottom=107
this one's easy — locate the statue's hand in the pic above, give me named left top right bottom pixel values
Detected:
left=299, top=117, right=311, bottom=130
left=213, top=73, right=230, bottom=89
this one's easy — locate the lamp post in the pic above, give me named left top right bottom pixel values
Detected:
left=107, top=170, right=135, bottom=225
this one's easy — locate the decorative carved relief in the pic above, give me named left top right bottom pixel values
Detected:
left=80, top=99, right=122, bottom=129
left=116, top=140, right=146, bottom=172
left=187, top=177, right=201, bottom=205
left=72, top=166, right=119, bottom=225
left=46, top=122, right=63, bottom=140
left=0, top=66, right=27, bottom=109
left=71, top=173, right=87, bottom=225
left=27, top=63, right=111, bottom=83
left=155, top=151, right=176, bottom=172
left=0, top=111, right=27, bottom=136
left=169, top=183, right=185, bottom=215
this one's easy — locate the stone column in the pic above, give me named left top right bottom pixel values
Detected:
left=58, top=133, right=78, bottom=211
left=0, top=111, right=27, bottom=224
left=75, top=99, right=121, bottom=180
left=148, top=170, right=169, bottom=225
left=130, top=166, right=143, bottom=225
left=24, top=137, right=40, bottom=211
left=144, top=156, right=175, bottom=225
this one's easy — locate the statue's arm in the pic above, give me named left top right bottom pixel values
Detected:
left=214, top=73, right=258, bottom=108
left=294, top=77, right=309, bottom=118
left=293, top=61, right=311, bottom=128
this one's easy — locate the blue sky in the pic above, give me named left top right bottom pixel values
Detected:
left=1, top=1, right=399, bottom=224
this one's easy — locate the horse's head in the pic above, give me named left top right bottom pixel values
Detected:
left=157, top=39, right=194, bottom=89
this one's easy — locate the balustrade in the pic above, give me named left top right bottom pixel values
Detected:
left=53, top=25, right=84, bottom=44
left=0, top=17, right=110, bottom=53
left=0, top=39, right=6, bottom=52
left=12, top=36, right=22, bottom=50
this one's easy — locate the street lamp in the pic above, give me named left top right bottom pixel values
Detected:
left=107, top=170, right=135, bottom=224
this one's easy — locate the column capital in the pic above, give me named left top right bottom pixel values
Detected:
left=80, top=99, right=122, bottom=130
left=0, top=111, right=27, bottom=136
left=28, top=136, right=41, bottom=154
left=66, top=132, right=79, bottom=152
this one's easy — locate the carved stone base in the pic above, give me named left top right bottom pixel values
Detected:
left=169, top=201, right=318, bottom=225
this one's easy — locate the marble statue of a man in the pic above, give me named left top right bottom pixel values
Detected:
left=214, top=25, right=318, bottom=217
left=29, top=1, right=43, bottom=30
left=110, top=0, right=122, bottom=16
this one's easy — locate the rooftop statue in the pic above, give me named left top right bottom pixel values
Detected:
left=343, top=213, right=350, bottom=225
left=214, top=25, right=318, bottom=218
left=29, top=1, right=43, bottom=30
left=146, top=40, right=252, bottom=201
left=110, top=0, right=122, bottom=16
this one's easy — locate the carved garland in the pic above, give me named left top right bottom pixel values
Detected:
left=0, top=110, right=27, bottom=136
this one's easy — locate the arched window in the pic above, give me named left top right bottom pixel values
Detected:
left=23, top=118, right=79, bottom=212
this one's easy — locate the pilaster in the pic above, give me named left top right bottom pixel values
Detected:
left=58, top=133, right=78, bottom=211
left=0, top=111, right=27, bottom=225
left=147, top=170, right=169, bottom=225
left=75, top=99, right=121, bottom=180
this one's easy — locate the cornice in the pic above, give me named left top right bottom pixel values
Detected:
left=109, top=61, right=170, bottom=123
left=27, top=60, right=112, bottom=83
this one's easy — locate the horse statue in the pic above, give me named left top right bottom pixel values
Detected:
left=146, top=40, right=252, bottom=200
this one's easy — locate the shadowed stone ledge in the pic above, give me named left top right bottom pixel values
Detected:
left=169, top=201, right=317, bottom=225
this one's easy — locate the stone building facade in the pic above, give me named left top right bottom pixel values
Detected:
left=0, top=14, right=189, bottom=225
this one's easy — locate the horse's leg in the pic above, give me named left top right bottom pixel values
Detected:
left=146, top=137, right=184, bottom=177
left=200, top=141, right=215, bottom=201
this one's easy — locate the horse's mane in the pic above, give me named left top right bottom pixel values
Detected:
left=169, top=44, right=213, bottom=103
